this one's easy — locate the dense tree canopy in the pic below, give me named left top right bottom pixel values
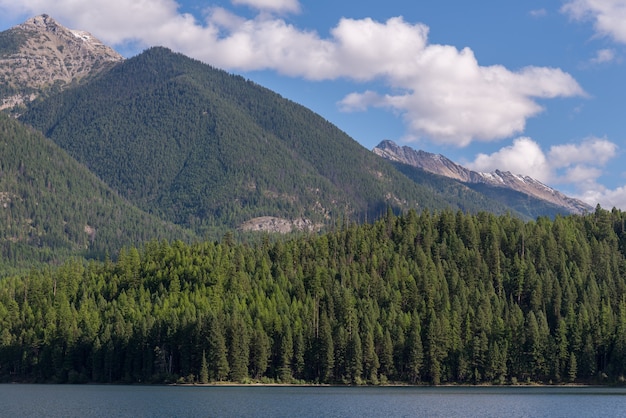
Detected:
left=0, top=113, right=197, bottom=276
left=2, top=207, right=626, bottom=385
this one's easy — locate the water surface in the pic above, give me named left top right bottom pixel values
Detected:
left=1, top=384, right=624, bottom=417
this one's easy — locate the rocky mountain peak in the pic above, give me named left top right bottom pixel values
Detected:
left=0, top=14, right=124, bottom=110
left=20, top=14, right=61, bottom=31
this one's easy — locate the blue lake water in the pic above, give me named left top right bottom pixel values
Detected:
left=1, top=384, right=625, bottom=417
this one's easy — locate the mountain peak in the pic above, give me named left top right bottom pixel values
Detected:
left=14, top=14, right=119, bottom=50
left=19, top=14, right=58, bottom=30
left=0, top=14, right=123, bottom=110
left=374, top=140, right=470, bottom=181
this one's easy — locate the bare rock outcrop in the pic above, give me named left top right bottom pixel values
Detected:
left=0, top=14, right=123, bottom=110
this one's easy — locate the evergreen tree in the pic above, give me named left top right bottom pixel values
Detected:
left=227, top=313, right=250, bottom=382
left=199, top=350, right=209, bottom=384
left=363, top=329, right=380, bottom=384
left=406, top=313, right=424, bottom=384
left=249, top=320, right=270, bottom=380
left=207, top=315, right=229, bottom=381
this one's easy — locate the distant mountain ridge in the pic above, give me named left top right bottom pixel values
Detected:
left=373, top=139, right=592, bottom=215
left=0, top=14, right=123, bottom=110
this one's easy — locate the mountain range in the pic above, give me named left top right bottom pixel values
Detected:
left=0, top=15, right=595, bottom=271
left=373, top=139, right=592, bottom=216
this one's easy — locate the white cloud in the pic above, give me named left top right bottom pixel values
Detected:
left=466, top=136, right=624, bottom=209
left=1, top=0, right=585, bottom=146
left=467, top=137, right=552, bottom=182
left=563, top=165, right=603, bottom=184
left=590, top=48, right=616, bottom=64
left=562, top=0, right=626, bottom=43
left=548, top=136, right=617, bottom=168
left=581, top=185, right=626, bottom=209
left=338, top=42, right=584, bottom=146
left=338, top=90, right=386, bottom=112
left=529, top=8, right=548, bottom=18
left=231, top=0, right=300, bottom=14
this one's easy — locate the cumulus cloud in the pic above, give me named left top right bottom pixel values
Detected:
left=468, top=137, right=552, bottom=182
left=581, top=185, right=626, bottom=210
left=548, top=136, right=617, bottom=168
left=335, top=41, right=584, bottom=146
left=466, top=136, right=624, bottom=208
left=231, top=0, right=300, bottom=14
left=562, top=0, right=626, bottom=43
left=590, top=48, right=616, bottom=64
left=1, top=0, right=585, bottom=146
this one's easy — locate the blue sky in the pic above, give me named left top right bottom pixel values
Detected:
left=1, top=0, right=625, bottom=209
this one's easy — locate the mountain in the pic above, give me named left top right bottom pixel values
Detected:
left=0, top=14, right=123, bottom=111
left=0, top=112, right=196, bottom=275
left=20, top=46, right=499, bottom=236
left=374, top=139, right=592, bottom=217
left=10, top=15, right=588, bottom=244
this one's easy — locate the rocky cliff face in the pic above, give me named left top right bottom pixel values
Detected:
left=0, top=14, right=123, bottom=110
left=374, top=139, right=593, bottom=215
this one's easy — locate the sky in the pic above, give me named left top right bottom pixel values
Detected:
left=1, top=0, right=626, bottom=210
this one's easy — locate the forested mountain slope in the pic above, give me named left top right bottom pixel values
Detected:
left=20, top=47, right=527, bottom=236
left=0, top=113, right=196, bottom=274
left=2, top=207, right=626, bottom=385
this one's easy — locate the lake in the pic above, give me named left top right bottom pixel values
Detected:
left=1, top=385, right=625, bottom=417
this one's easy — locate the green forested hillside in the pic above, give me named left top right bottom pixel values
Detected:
left=2, top=207, right=626, bottom=385
left=20, top=47, right=522, bottom=236
left=0, top=113, right=196, bottom=275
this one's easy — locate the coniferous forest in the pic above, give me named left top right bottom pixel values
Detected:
left=2, top=207, right=626, bottom=385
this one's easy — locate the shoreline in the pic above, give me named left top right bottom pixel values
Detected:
left=1, top=379, right=612, bottom=388
left=168, top=381, right=600, bottom=388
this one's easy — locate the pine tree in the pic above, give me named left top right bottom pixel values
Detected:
left=199, top=350, right=209, bottom=384
left=568, top=352, right=577, bottom=383
left=379, top=329, right=394, bottom=379
left=292, top=327, right=305, bottom=380
left=406, top=313, right=424, bottom=384
left=207, top=315, right=229, bottom=381
left=278, top=327, right=294, bottom=382
left=347, top=330, right=363, bottom=384
left=363, top=329, right=380, bottom=384
left=317, top=313, right=334, bottom=383
left=227, top=313, right=250, bottom=382
left=249, top=320, right=270, bottom=380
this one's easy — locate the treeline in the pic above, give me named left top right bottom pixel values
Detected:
left=1, top=207, right=626, bottom=385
